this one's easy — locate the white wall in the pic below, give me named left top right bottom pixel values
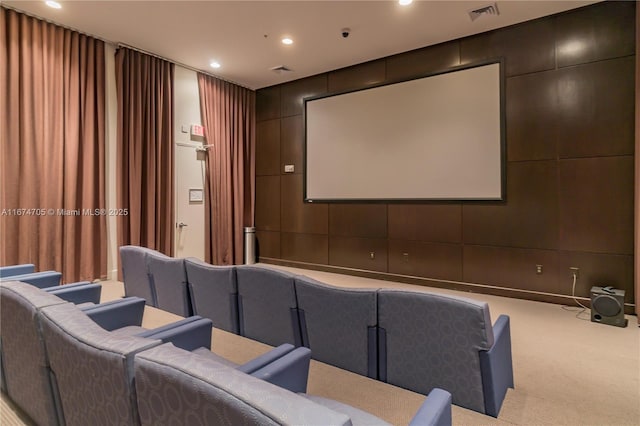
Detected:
left=105, top=44, right=118, bottom=280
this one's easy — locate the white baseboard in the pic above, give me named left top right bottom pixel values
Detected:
left=107, top=268, right=118, bottom=281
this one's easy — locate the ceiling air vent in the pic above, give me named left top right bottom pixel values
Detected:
left=270, top=65, right=293, bottom=74
left=468, top=3, right=500, bottom=21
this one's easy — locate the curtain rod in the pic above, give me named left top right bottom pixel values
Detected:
left=115, top=43, right=250, bottom=90
left=1, top=4, right=252, bottom=91
left=1, top=4, right=115, bottom=43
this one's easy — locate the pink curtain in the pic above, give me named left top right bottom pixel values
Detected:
left=1, top=8, right=106, bottom=282
left=635, top=4, right=639, bottom=321
left=197, top=74, right=255, bottom=265
left=115, top=48, right=174, bottom=258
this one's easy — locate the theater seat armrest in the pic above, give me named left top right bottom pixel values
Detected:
left=139, top=318, right=212, bottom=352
left=0, top=264, right=35, bottom=277
left=250, top=347, right=311, bottom=393
left=44, top=281, right=91, bottom=290
left=135, top=316, right=206, bottom=339
left=409, top=388, right=452, bottom=426
left=236, top=343, right=295, bottom=374
left=82, top=297, right=146, bottom=331
left=46, top=282, right=102, bottom=305
left=0, top=271, right=61, bottom=288
left=479, top=314, right=514, bottom=417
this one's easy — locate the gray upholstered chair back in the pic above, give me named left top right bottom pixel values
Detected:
left=39, top=302, right=160, bottom=426
left=377, top=289, right=494, bottom=414
left=146, top=252, right=191, bottom=317
left=0, top=281, right=67, bottom=426
left=295, top=276, right=378, bottom=378
left=120, top=245, right=157, bottom=306
left=235, top=266, right=302, bottom=347
left=184, top=258, right=239, bottom=334
left=134, top=343, right=351, bottom=426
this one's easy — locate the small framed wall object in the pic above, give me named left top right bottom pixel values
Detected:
left=189, top=188, right=204, bottom=203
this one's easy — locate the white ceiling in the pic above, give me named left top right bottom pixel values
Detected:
left=3, top=0, right=599, bottom=89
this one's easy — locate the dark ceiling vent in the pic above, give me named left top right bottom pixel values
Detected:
left=270, top=65, right=293, bottom=73
left=469, top=3, right=500, bottom=21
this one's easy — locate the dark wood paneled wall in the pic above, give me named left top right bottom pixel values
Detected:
left=255, top=1, right=636, bottom=308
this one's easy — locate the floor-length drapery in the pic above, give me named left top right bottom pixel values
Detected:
left=197, top=74, right=255, bottom=265
left=635, top=3, right=639, bottom=321
left=1, top=8, right=106, bottom=282
left=115, top=48, right=174, bottom=258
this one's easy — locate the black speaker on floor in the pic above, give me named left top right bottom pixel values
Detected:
left=590, top=286, right=627, bottom=328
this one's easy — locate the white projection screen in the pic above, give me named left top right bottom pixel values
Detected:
left=304, top=61, right=504, bottom=201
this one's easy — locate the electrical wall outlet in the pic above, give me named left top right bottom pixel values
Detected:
left=569, top=267, right=579, bottom=277
left=536, top=264, right=543, bottom=274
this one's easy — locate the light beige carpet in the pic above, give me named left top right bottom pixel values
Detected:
left=2, top=265, right=638, bottom=425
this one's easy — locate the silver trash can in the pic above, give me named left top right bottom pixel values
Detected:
left=244, top=227, right=256, bottom=265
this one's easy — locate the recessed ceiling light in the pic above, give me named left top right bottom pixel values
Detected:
left=399, top=0, right=413, bottom=5
left=281, top=38, right=293, bottom=45
left=210, top=61, right=221, bottom=69
left=45, top=1, right=62, bottom=9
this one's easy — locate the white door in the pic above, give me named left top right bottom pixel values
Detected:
left=173, top=66, right=205, bottom=260
left=174, top=143, right=206, bottom=260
